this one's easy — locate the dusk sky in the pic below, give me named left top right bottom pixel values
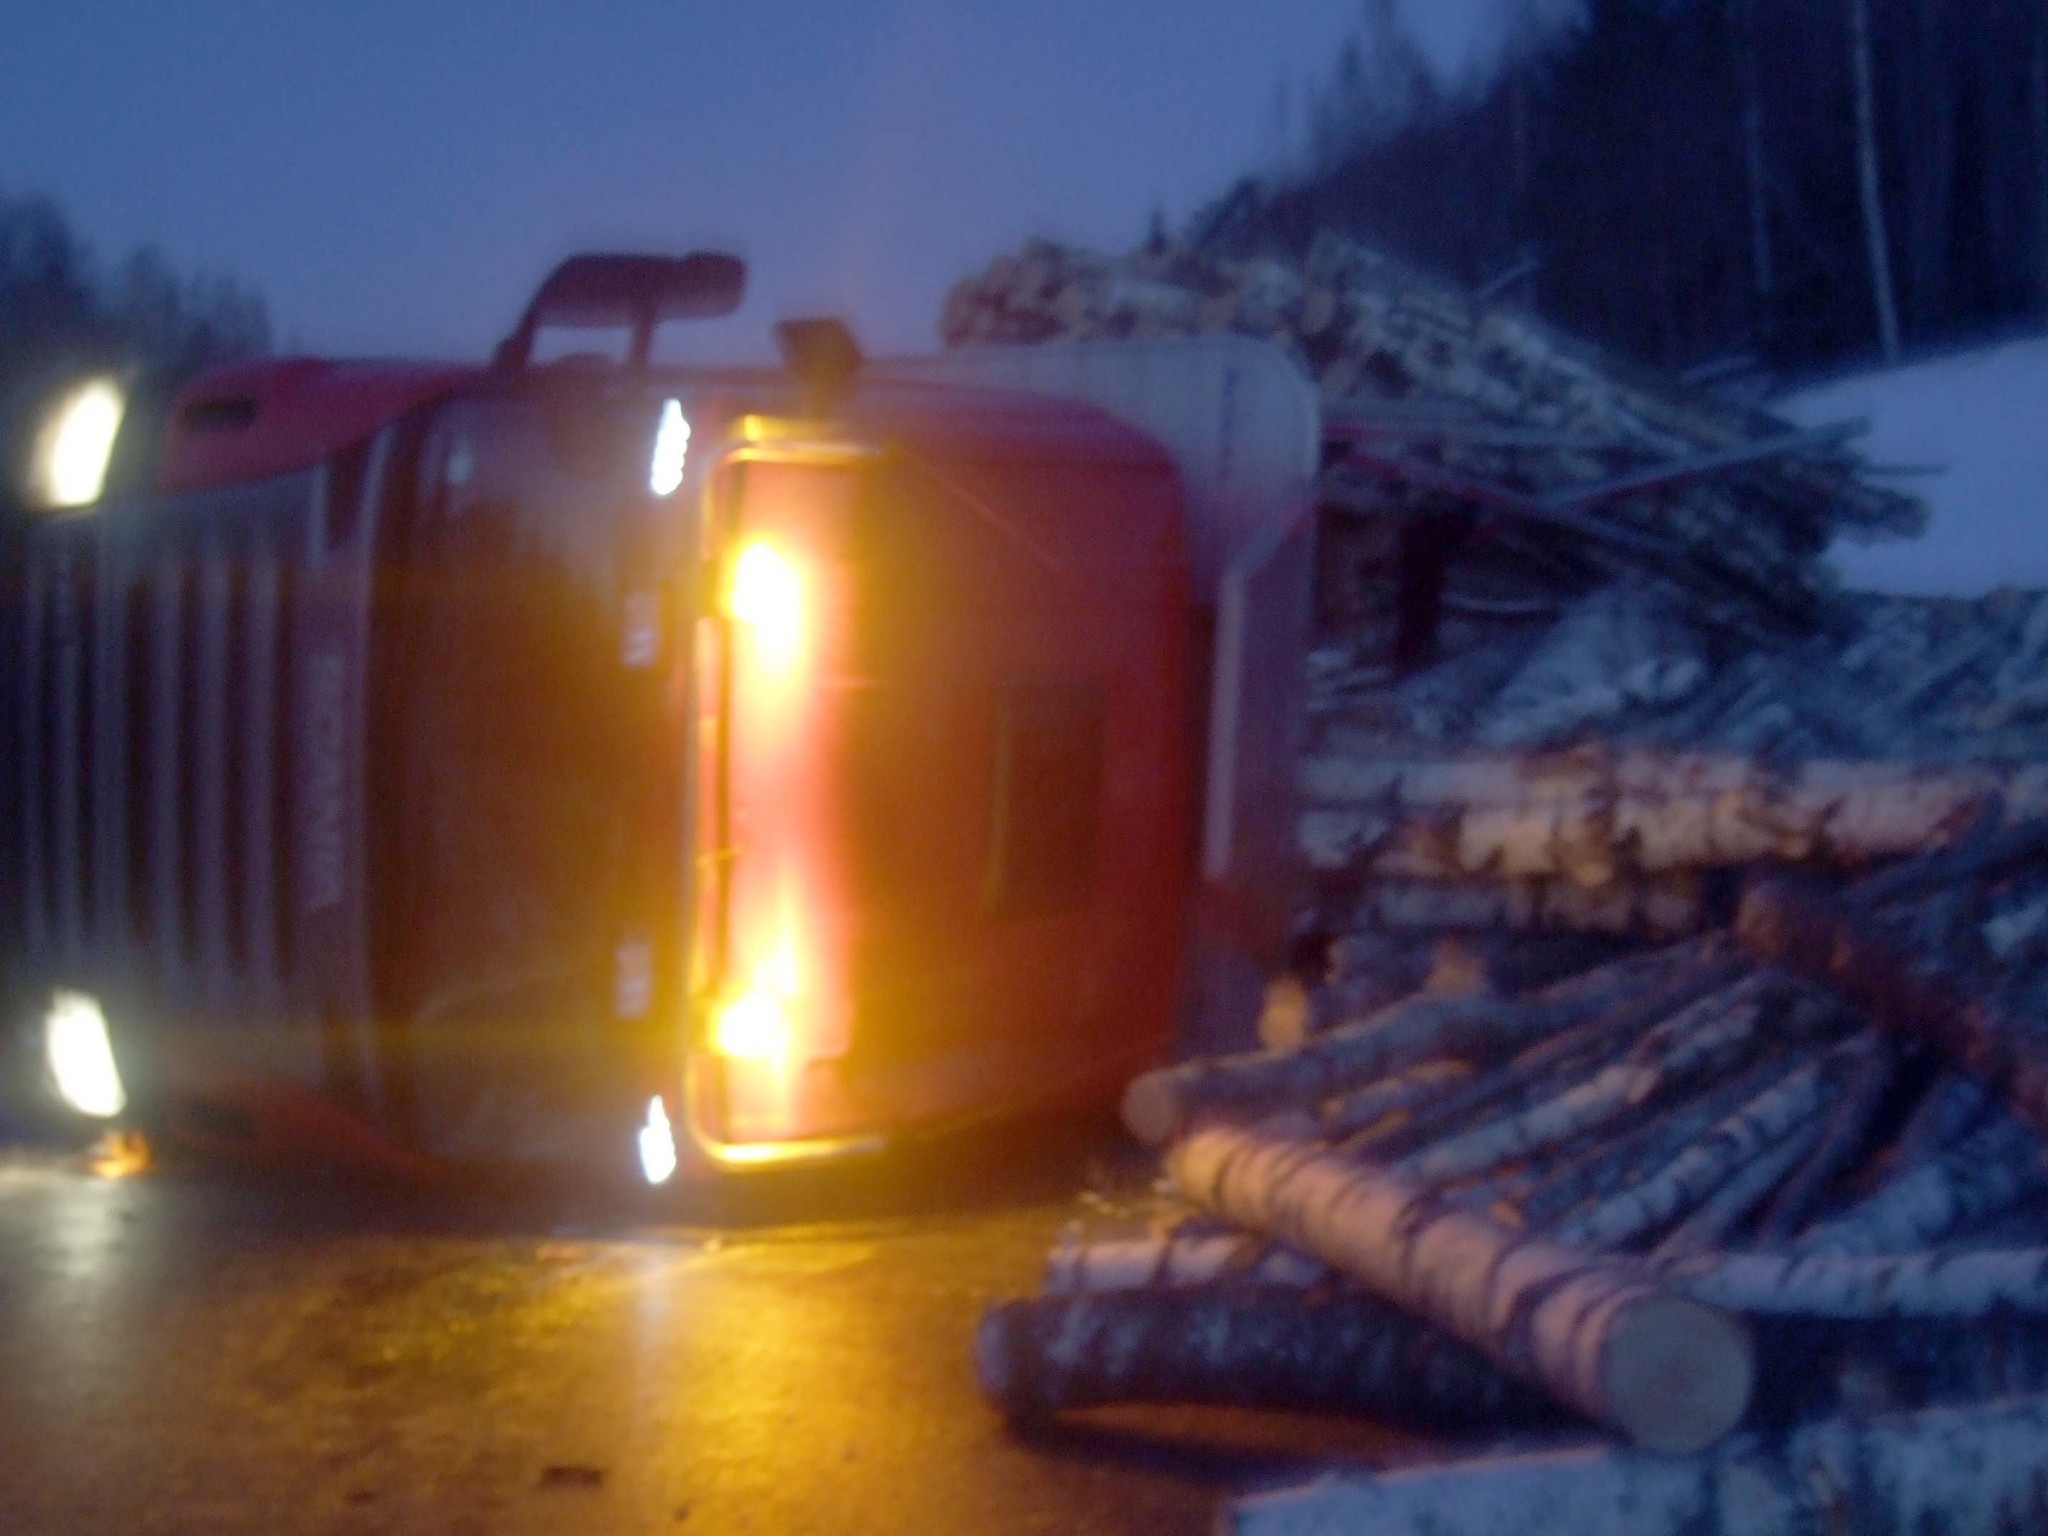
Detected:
left=2, top=2, right=1503, bottom=363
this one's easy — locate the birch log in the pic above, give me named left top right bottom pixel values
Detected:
left=1169, top=1123, right=1754, bottom=1450
left=1515, top=1055, right=1798, bottom=1228
left=1754, top=1035, right=1903, bottom=1240
left=1650, top=1117, right=1826, bottom=1260
left=1361, top=951, right=1747, bottom=1159
left=1404, top=971, right=1777, bottom=1186
left=975, top=1287, right=1550, bottom=1426
left=1301, top=752, right=2048, bottom=882
left=1223, top=1394, right=2048, bottom=1536
left=1795, top=1115, right=2048, bottom=1255
left=1120, top=992, right=1565, bottom=1147
left=1739, top=876, right=2048, bottom=1141
left=1042, top=1232, right=1328, bottom=1294
left=1555, top=1042, right=1854, bottom=1251
left=1664, top=1245, right=2048, bottom=1317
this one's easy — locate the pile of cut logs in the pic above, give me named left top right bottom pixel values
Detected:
left=954, top=231, right=2048, bottom=1529
left=979, top=829, right=2048, bottom=1531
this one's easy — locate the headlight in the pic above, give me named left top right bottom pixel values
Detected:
left=28, top=378, right=126, bottom=510
left=649, top=398, right=690, bottom=496
left=637, top=1095, right=678, bottom=1185
left=45, top=989, right=127, bottom=1119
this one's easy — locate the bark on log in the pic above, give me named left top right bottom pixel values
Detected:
left=1319, top=1059, right=1471, bottom=1138
left=1169, top=1123, right=1754, bottom=1450
left=1796, top=1115, right=2048, bottom=1255
left=1342, top=873, right=1706, bottom=939
left=1120, top=992, right=1566, bottom=1147
left=1755, top=1035, right=1904, bottom=1241
left=1555, top=1041, right=1857, bottom=1251
left=1402, top=973, right=1770, bottom=1187
left=1515, top=1055, right=1799, bottom=1229
left=1042, top=1232, right=1328, bottom=1294
left=1665, top=1244, right=2048, bottom=1317
left=1359, top=951, right=1747, bottom=1159
left=1300, top=751, right=2048, bottom=883
left=1650, top=1117, right=1825, bottom=1260
left=975, top=1287, right=1551, bottom=1426
left=1739, top=876, right=2048, bottom=1142
left=1223, top=1394, right=2048, bottom=1536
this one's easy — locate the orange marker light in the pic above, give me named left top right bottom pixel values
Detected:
left=725, top=538, right=807, bottom=668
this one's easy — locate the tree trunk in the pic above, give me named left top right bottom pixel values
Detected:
left=975, top=1287, right=1551, bottom=1427
left=1852, top=0, right=1904, bottom=360
left=1555, top=1040, right=1856, bottom=1251
left=1169, top=1123, right=1755, bottom=1451
left=1223, top=1394, right=2048, bottom=1536
left=1403, top=971, right=1773, bottom=1188
left=1665, top=1244, right=2048, bottom=1317
left=1300, top=751, right=2048, bottom=885
left=1734, top=0, right=1775, bottom=331
left=1042, top=1232, right=1328, bottom=1294
left=1796, top=1114, right=2047, bottom=1255
left=1120, top=992, right=1567, bottom=1147
left=1738, top=877, right=2048, bottom=1143
left=1754, top=1035, right=1903, bottom=1240
left=1651, top=1116, right=1824, bottom=1259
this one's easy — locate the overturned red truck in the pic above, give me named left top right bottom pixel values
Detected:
left=3, top=252, right=1316, bottom=1183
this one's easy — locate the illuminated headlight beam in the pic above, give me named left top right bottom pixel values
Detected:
left=649, top=398, right=690, bottom=496
left=45, top=990, right=127, bottom=1119
left=30, top=378, right=126, bottom=510
left=638, top=1094, right=678, bottom=1185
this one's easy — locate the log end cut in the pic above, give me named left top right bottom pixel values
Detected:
left=1602, top=1294, right=1755, bottom=1453
left=1120, top=1072, right=1184, bottom=1148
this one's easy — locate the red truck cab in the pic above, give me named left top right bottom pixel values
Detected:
left=4, top=254, right=1315, bottom=1184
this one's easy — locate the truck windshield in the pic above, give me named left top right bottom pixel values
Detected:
left=381, top=405, right=675, bottom=1151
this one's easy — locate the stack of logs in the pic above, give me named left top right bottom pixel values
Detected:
left=978, top=823, right=2048, bottom=1529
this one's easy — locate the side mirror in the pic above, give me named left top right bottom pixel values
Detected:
left=494, top=251, right=747, bottom=372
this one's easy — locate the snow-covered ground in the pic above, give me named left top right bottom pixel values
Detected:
left=1782, top=335, right=2048, bottom=595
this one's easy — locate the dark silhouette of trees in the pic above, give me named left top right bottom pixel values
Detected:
left=1229, top=0, right=2048, bottom=378
left=0, top=192, right=268, bottom=485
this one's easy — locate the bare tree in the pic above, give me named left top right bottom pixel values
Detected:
left=1851, top=0, right=1903, bottom=360
left=1733, top=0, right=1774, bottom=336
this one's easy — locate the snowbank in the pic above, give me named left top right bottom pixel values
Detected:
left=1785, top=335, right=2048, bottom=595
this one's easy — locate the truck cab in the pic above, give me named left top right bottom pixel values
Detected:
left=4, top=253, right=1314, bottom=1184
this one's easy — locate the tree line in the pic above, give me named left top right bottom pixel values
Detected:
left=1207, top=0, right=2048, bottom=379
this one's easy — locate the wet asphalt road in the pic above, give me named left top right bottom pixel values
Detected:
left=0, top=1121, right=1418, bottom=1536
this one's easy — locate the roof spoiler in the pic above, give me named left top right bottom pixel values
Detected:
left=492, top=251, right=747, bottom=372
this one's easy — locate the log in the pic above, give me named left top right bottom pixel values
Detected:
left=1223, top=1394, right=2048, bottom=1536
left=1754, top=1034, right=1904, bottom=1240
left=1650, top=1116, right=1825, bottom=1260
left=1401, top=972, right=1771, bottom=1188
left=1515, top=1055, right=1800, bottom=1228
left=1884, top=1071, right=1990, bottom=1170
left=1042, top=1232, right=1328, bottom=1294
left=1120, top=992, right=1565, bottom=1147
left=1319, top=1058, right=1471, bottom=1138
left=1555, top=1041, right=1858, bottom=1251
left=1340, top=873, right=1706, bottom=939
left=1169, top=1123, right=1754, bottom=1450
left=1359, top=950, right=1748, bottom=1159
left=1300, top=751, right=2048, bottom=883
left=1664, top=1244, right=2048, bottom=1317
left=1796, top=1115, right=2047, bottom=1255
left=1738, top=876, right=2048, bottom=1142
left=974, top=1287, right=1551, bottom=1427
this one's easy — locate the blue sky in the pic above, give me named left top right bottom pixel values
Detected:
left=1, top=2, right=1501, bottom=361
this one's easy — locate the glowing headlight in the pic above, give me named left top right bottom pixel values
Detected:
left=638, top=1094, right=678, bottom=1185
left=44, top=989, right=126, bottom=1119
left=29, top=378, right=126, bottom=510
left=649, top=398, right=690, bottom=496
